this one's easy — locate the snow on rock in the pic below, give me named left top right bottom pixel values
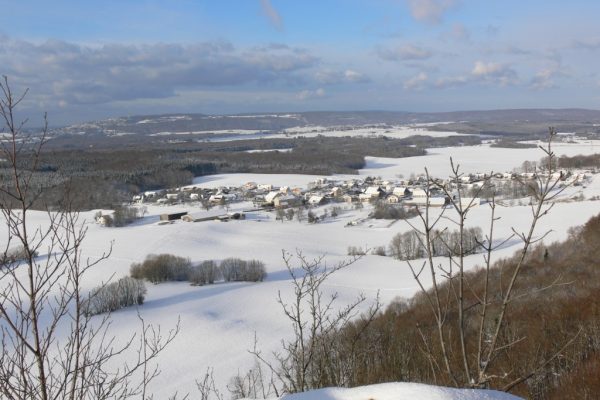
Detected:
left=269, top=382, right=522, bottom=400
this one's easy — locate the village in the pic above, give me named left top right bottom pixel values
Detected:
left=95, top=165, right=594, bottom=227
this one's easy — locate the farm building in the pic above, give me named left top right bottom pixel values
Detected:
left=160, top=212, right=188, bottom=221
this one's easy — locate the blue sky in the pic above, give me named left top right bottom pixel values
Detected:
left=1, top=0, right=600, bottom=125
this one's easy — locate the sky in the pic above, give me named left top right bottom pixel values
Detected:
left=1, top=0, right=600, bottom=125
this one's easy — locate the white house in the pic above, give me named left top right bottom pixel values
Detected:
left=308, top=195, right=326, bottom=206
left=265, top=191, right=282, bottom=203
left=274, top=195, right=302, bottom=208
left=393, top=186, right=410, bottom=197
left=411, top=188, right=428, bottom=198
left=257, top=183, right=273, bottom=191
left=365, top=186, right=384, bottom=199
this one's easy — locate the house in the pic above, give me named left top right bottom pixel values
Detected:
left=209, top=194, right=224, bottom=204
left=364, top=186, right=385, bottom=199
left=386, top=194, right=401, bottom=204
left=520, top=172, right=536, bottom=179
left=359, top=193, right=373, bottom=203
left=411, top=188, right=428, bottom=198
left=159, top=212, right=188, bottom=221
left=405, top=197, right=446, bottom=207
left=330, top=187, right=343, bottom=197
left=308, top=195, right=326, bottom=206
left=265, top=191, right=282, bottom=204
left=342, top=194, right=356, bottom=203
left=257, top=183, right=273, bottom=191
left=274, top=195, right=302, bottom=208
left=392, top=187, right=411, bottom=197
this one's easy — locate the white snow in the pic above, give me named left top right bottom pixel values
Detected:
left=150, top=129, right=264, bottom=136
left=278, top=125, right=469, bottom=140
left=191, top=140, right=600, bottom=189
left=276, top=382, right=521, bottom=400
left=3, top=140, right=600, bottom=398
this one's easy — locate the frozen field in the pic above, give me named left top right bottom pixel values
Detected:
left=148, top=124, right=470, bottom=142
left=193, top=139, right=600, bottom=189
left=277, top=125, right=469, bottom=140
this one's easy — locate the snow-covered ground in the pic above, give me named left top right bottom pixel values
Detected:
left=192, top=139, right=600, bottom=189
left=3, top=140, right=600, bottom=398
left=277, top=382, right=521, bottom=400
left=148, top=124, right=470, bottom=142
left=277, top=125, right=469, bottom=140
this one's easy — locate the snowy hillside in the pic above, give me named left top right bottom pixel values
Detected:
left=275, top=382, right=522, bottom=400
left=2, top=139, right=600, bottom=398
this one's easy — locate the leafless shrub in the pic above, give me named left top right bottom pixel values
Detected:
left=347, top=245, right=367, bottom=256
left=220, top=258, right=266, bottom=282
left=190, top=260, right=221, bottom=285
left=84, top=276, right=147, bottom=316
left=130, top=253, right=192, bottom=283
left=370, top=246, right=386, bottom=256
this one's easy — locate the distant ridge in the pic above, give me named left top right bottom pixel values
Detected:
left=52, top=108, right=600, bottom=137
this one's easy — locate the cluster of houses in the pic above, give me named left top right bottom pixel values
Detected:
left=125, top=168, right=592, bottom=223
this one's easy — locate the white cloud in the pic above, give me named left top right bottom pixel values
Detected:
left=260, top=0, right=283, bottom=31
left=529, top=62, right=568, bottom=91
left=344, top=69, right=369, bottom=83
left=471, top=61, right=518, bottom=85
left=406, top=0, right=457, bottom=24
left=378, top=44, right=432, bottom=61
left=0, top=36, right=319, bottom=106
left=296, top=88, right=326, bottom=100
left=530, top=69, right=556, bottom=90
left=404, top=72, right=428, bottom=90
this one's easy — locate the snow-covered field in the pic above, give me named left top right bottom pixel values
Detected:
left=277, top=125, right=469, bottom=140
left=193, top=139, right=600, bottom=189
left=147, top=124, right=470, bottom=142
left=3, top=140, right=600, bottom=398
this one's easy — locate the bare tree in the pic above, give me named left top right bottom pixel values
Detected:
left=403, top=128, right=576, bottom=390
left=250, top=250, right=380, bottom=395
left=0, top=76, right=178, bottom=399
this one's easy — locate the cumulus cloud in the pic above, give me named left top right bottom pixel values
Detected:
left=530, top=69, right=557, bottom=90
left=315, top=69, right=370, bottom=84
left=0, top=36, right=318, bottom=107
left=406, top=0, right=457, bottom=24
left=403, top=72, right=428, bottom=90
left=471, top=61, right=518, bottom=85
left=377, top=44, right=432, bottom=61
left=296, top=88, right=326, bottom=100
left=260, top=0, right=284, bottom=31
left=435, top=61, right=518, bottom=88
left=529, top=63, right=567, bottom=91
